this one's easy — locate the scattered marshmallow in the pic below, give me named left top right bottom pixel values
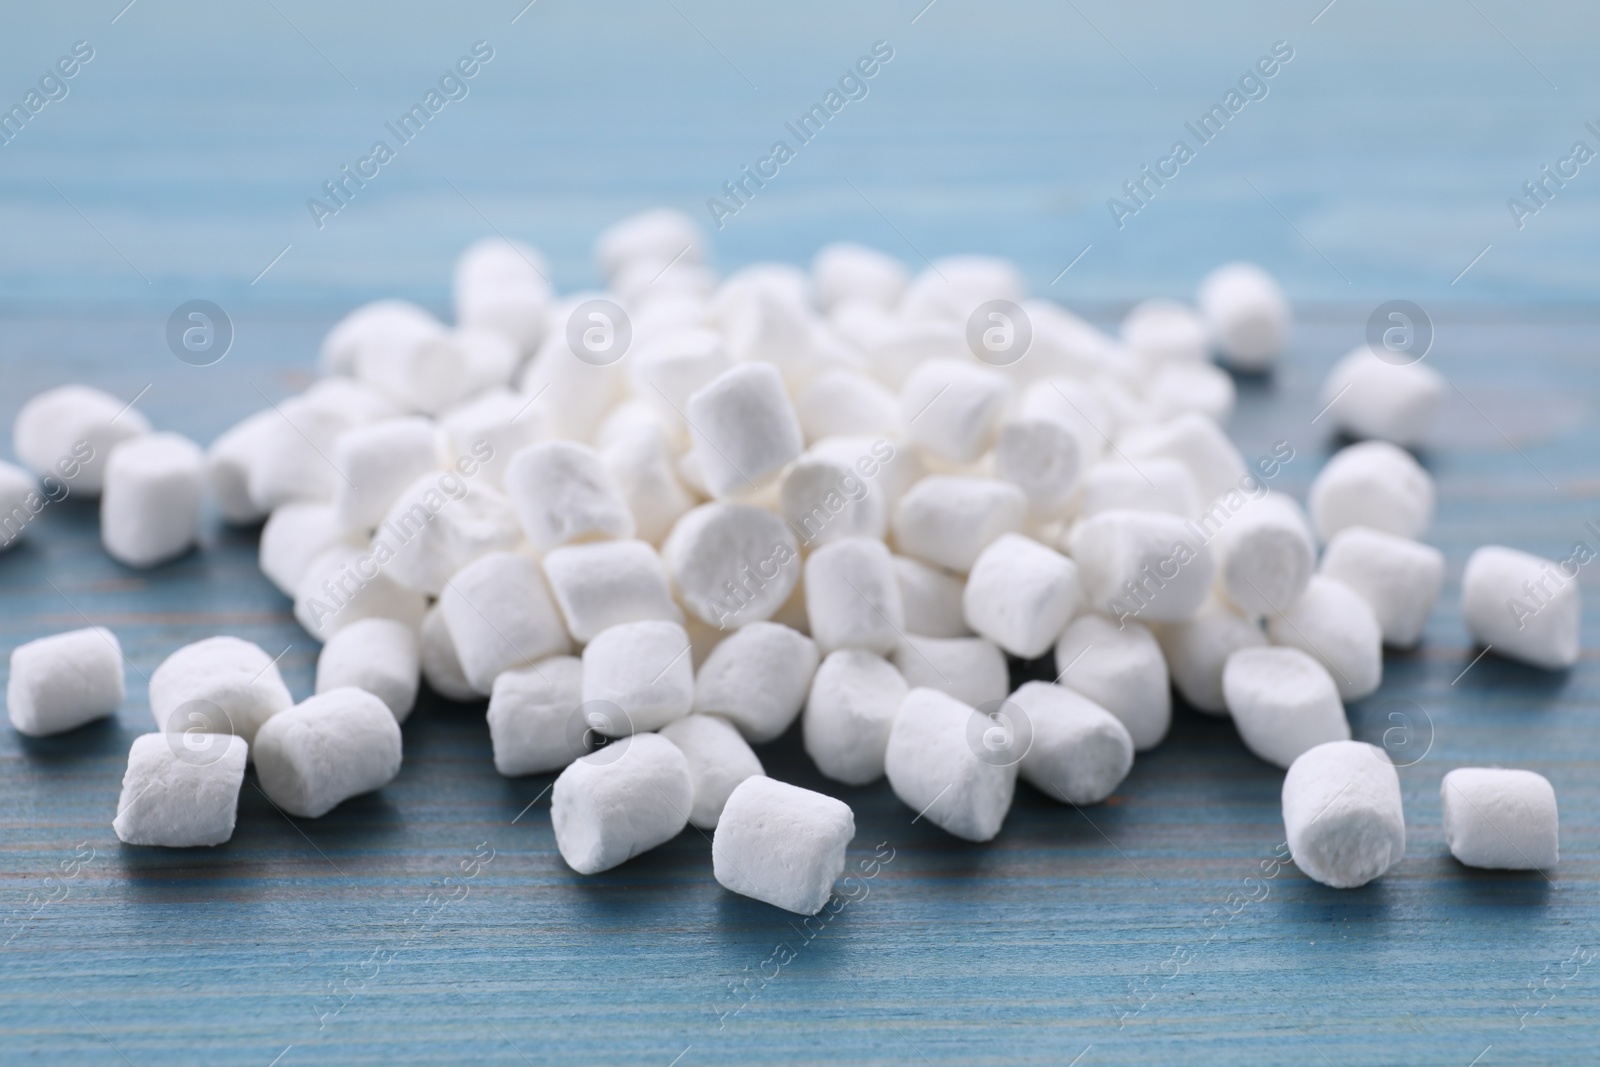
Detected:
left=149, top=636, right=294, bottom=747
left=893, top=635, right=1008, bottom=710
left=1223, top=647, right=1350, bottom=769
left=962, top=533, right=1079, bottom=659
left=892, top=476, right=1026, bottom=573
left=419, top=603, right=478, bottom=702
left=630, top=328, right=732, bottom=431
left=694, top=621, right=819, bottom=742
left=14, top=384, right=149, bottom=496
left=506, top=440, right=636, bottom=552
left=1147, top=362, right=1237, bottom=425
left=884, top=687, right=1016, bottom=842
left=1441, top=768, right=1558, bottom=870
left=100, top=433, right=204, bottom=568
left=1267, top=575, right=1383, bottom=701
left=685, top=363, right=805, bottom=497
left=453, top=237, right=551, bottom=354
left=597, top=208, right=704, bottom=279
left=1069, top=509, right=1214, bottom=624
left=486, top=656, right=584, bottom=776
left=1207, top=492, right=1316, bottom=617
left=551, top=732, right=693, bottom=874
left=1318, top=346, right=1445, bottom=448
left=112, top=732, right=248, bottom=847
left=1154, top=595, right=1268, bottom=715
left=315, top=617, right=420, bottom=722
left=1461, top=546, right=1581, bottom=670
left=1308, top=441, right=1434, bottom=543
left=206, top=409, right=277, bottom=525
left=1196, top=262, right=1290, bottom=372
left=319, top=299, right=445, bottom=377
left=582, top=620, right=694, bottom=733
left=1319, top=527, right=1445, bottom=648
left=543, top=539, right=683, bottom=644
left=7, top=627, right=124, bottom=737
left=660, top=714, right=764, bottom=829
left=662, top=502, right=800, bottom=627
left=1011, top=681, right=1134, bottom=805
left=899, top=359, right=1011, bottom=464
left=713, top=776, right=855, bottom=914
left=1282, top=741, right=1405, bottom=888
left=1054, top=614, right=1170, bottom=751
left=806, top=537, right=905, bottom=656
left=892, top=555, right=972, bottom=637
left=438, top=387, right=541, bottom=490
left=803, top=649, right=908, bottom=786
left=253, top=687, right=403, bottom=818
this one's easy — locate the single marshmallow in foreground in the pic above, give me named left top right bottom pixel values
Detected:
left=1308, top=441, right=1434, bottom=543
left=894, top=635, right=1008, bottom=710
left=101, top=433, right=205, bottom=568
left=440, top=551, right=570, bottom=695
left=1282, top=741, right=1405, bottom=889
left=112, top=733, right=248, bottom=847
left=659, top=714, right=764, bottom=829
left=294, top=543, right=429, bottom=642
left=582, top=620, right=694, bottom=733
left=1154, top=595, right=1267, bottom=715
left=551, top=732, right=693, bottom=874
left=506, top=440, right=636, bottom=552
left=806, top=537, right=904, bottom=656
left=543, top=539, right=683, bottom=644
left=892, top=476, right=1026, bottom=573
left=1196, top=262, right=1290, bottom=372
left=893, top=556, right=972, bottom=638
left=1119, top=413, right=1248, bottom=504
left=1461, top=546, right=1581, bottom=670
left=963, top=533, right=1079, bottom=659
left=315, top=618, right=420, bottom=722
left=694, top=621, right=819, bottom=743
left=14, top=384, right=150, bottom=496
left=899, top=359, right=1011, bottom=465
left=149, top=636, right=294, bottom=747
left=260, top=502, right=351, bottom=597
left=1319, top=527, right=1445, bottom=648
left=486, top=656, right=584, bottom=776
left=1069, top=509, right=1214, bottom=624
left=8, top=627, right=125, bottom=737
left=1440, top=768, right=1558, bottom=870
left=685, top=363, right=805, bottom=497
left=804, top=649, right=908, bottom=786
left=1054, top=614, right=1170, bottom=751
left=1267, top=575, right=1383, bottom=701
left=1207, top=493, right=1315, bottom=617
left=330, top=417, right=441, bottom=533
left=1318, top=346, right=1445, bottom=449
left=1222, top=647, right=1349, bottom=769
left=206, top=409, right=277, bottom=525
left=663, top=502, right=801, bottom=627
left=254, top=687, right=403, bottom=818
left=884, top=687, right=1016, bottom=842
left=1010, top=682, right=1134, bottom=805
left=713, top=776, right=855, bottom=915
left=419, top=604, right=477, bottom=702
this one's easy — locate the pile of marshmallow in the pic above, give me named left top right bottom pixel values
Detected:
left=1, top=209, right=1576, bottom=913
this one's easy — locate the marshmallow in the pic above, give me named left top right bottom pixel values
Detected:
left=813, top=243, right=907, bottom=310
left=713, top=776, right=855, bottom=914
left=319, top=299, right=444, bottom=377
left=419, top=604, right=478, bottom=702
left=247, top=394, right=357, bottom=511
left=1308, top=441, right=1434, bottom=542
left=803, top=649, right=907, bottom=785
left=254, top=687, right=403, bottom=818
left=864, top=320, right=967, bottom=390
left=378, top=474, right=523, bottom=597
left=893, top=555, right=972, bottom=638
left=629, top=328, right=732, bottom=432
left=1207, top=493, right=1316, bottom=617
left=1069, top=509, right=1214, bottom=624
left=453, top=237, right=551, bottom=354
left=7, top=627, right=125, bottom=737
left=1147, top=362, right=1236, bottom=425
left=330, top=417, right=441, bottom=533
left=1011, top=681, right=1134, bottom=805
left=662, top=502, right=801, bottom=627
left=1196, top=262, right=1290, bottom=372
left=901, top=256, right=1024, bottom=322
left=543, top=539, right=683, bottom=643
left=1318, top=346, right=1445, bottom=448
left=1267, top=575, right=1383, bottom=701
left=149, top=636, right=293, bottom=746
left=438, top=388, right=541, bottom=490
left=440, top=551, right=571, bottom=694
left=1017, top=378, right=1111, bottom=465
left=963, top=533, right=1079, bottom=659
left=506, top=441, right=636, bottom=552
left=582, top=620, right=693, bottom=733
left=601, top=424, right=695, bottom=546
left=892, top=476, right=1026, bottom=573
left=100, top=433, right=204, bottom=568
left=1120, top=414, right=1248, bottom=503
left=1121, top=299, right=1209, bottom=365
left=1319, top=527, right=1445, bottom=648
left=884, top=687, right=1016, bottom=842
left=1154, top=595, right=1268, bottom=715
left=260, top=502, right=351, bottom=597
left=206, top=409, right=278, bottom=525
left=796, top=369, right=901, bottom=444
left=112, top=733, right=248, bottom=847
left=899, top=359, right=1012, bottom=465
left=694, top=621, right=819, bottom=742
left=685, top=363, right=804, bottom=497
left=893, top=635, right=1008, bottom=710
left=1223, top=647, right=1350, bottom=768
left=596, top=208, right=703, bottom=278
left=14, top=384, right=149, bottom=496
left=1079, top=457, right=1200, bottom=520
left=1441, top=768, right=1559, bottom=870
left=518, top=326, right=628, bottom=443
left=1053, top=614, right=1170, bottom=751
left=781, top=450, right=888, bottom=546
left=806, top=537, right=905, bottom=656
left=995, top=416, right=1083, bottom=516
left=357, top=327, right=518, bottom=415
left=486, top=656, right=584, bottom=776
left=315, top=617, right=420, bottom=722
left=1282, top=741, right=1405, bottom=888
left=0, top=460, right=35, bottom=550
left=1461, top=546, right=1581, bottom=670
left=294, top=542, right=429, bottom=641
left=659, top=714, right=764, bottom=829
left=811, top=435, right=918, bottom=504
left=551, top=732, right=693, bottom=874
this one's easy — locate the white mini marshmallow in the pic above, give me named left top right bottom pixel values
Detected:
left=1282, top=741, right=1405, bottom=888
left=1054, top=614, right=1170, bottom=751
left=892, top=476, right=1026, bottom=573
left=693, top=621, right=818, bottom=742
left=438, top=388, right=540, bottom=491
left=901, top=255, right=1024, bottom=322
left=1319, top=346, right=1445, bottom=448
left=486, top=656, right=583, bottom=776
left=596, top=208, right=704, bottom=278
left=713, top=776, right=855, bottom=914
left=551, top=732, right=692, bottom=874
left=112, top=733, right=248, bottom=847
left=1121, top=298, right=1209, bottom=365
left=963, top=533, right=1079, bottom=659
left=1147, top=362, right=1237, bottom=425
left=1441, top=768, right=1559, bottom=870
left=1016, top=378, right=1110, bottom=466
left=601, top=424, right=695, bottom=547
left=331, top=417, right=441, bottom=533
left=996, top=416, right=1083, bottom=516
left=453, top=237, right=552, bottom=354
left=806, top=537, right=905, bottom=656
left=1223, top=647, right=1350, bottom=769
left=781, top=450, right=887, bottom=546
left=796, top=369, right=901, bottom=444
left=1154, top=595, right=1267, bottom=715
left=294, top=542, right=429, bottom=642
left=813, top=242, right=907, bottom=310
left=260, top=502, right=351, bottom=597
left=100, top=433, right=204, bottom=568
left=884, top=687, right=1016, bottom=842
left=506, top=440, right=636, bottom=552
left=659, top=714, right=764, bottom=829
left=253, top=687, right=403, bottom=818
left=419, top=604, right=477, bottom=702
left=804, top=649, right=907, bottom=786
left=663, top=502, right=801, bottom=627
left=685, top=363, right=805, bottom=497
left=378, top=475, right=523, bottom=597
left=899, top=359, right=1012, bottom=464
left=319, top=299, right=444, bottom=377
left=1461, top=546, right=1581, bottom=670
left=1011, top=681, right=1134, bottom=805
left=14, top=384, right=149, bottom=496
left=7, top=627, right=124, bottom=737
left=1308, top=441, right=1434, bottom=542
left=543, top=539, right=683, bottom=644
left=582, top=620, right=694, bottom=733
left=1267, top=575, right=1383, bottom=701
left=357, top=327, right=518, bottom=415
left=1069, top=509, right=1214, bottom=624
left=893, top=555, right=972, bottom=638
left=315, top=618, right=420, bottom=722
left=1319, top=527, right=1445, bottom=648
left=630, top=328, right=732, bottom=431
left=206, top=409, right=277, bottom=525
left=149, top=636, right=294, bottom=746
left=1196, top=262, right=1290, bottom=372
left=249, top=384, right=397, bottom=511
left=517, top=326, right=627, bottom=443
left=865, top=319, right=967, bottom=390
left=1079, top=457, right=1200, bottom=520
left=893, top=635, right=1008, bottom=710
left=1120, top=413, right=1248, bottom=503
left=1208, top=492, right=1316, bottom=617
left=440, top=551, right=571, bottom=695
left=811, top=435, right=919, bottom=504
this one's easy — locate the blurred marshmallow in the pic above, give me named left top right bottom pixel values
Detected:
left=1461, top=546, right=1581, bottom=670
left=100, top=433, right=204, bottom=568
left=7, top=627, right=125, bottom=737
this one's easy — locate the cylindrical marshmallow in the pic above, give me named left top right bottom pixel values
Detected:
left=551, top=732, right=693, bottom=874
left=439, top=551, right=571, bottom=694
left=893, top=635, right=1008, bottom=710
left=1267, top=575, right=1383, bottom=701
left=659, top=714, right=764, bottom=829
left=693, top=621, right=819, bottom=743
left=1319, top=526, right=1445, bottom=648
left=1318, top=346, right=1445, bottom=449
left=1119, top=413, right=1248, bottom=503
left=1282, top=741, right=1405, bottom=888
left=543, top=539, right=683, bottom=644
left=995, top=416, right=1082, bottom=517
left=962, top=533, right=1079, bottom=659
left=486, top=656, right=584, bottom=776
left=685, top=363, right=805, bottom=497
left=1461, top=546, right=1581, bottom=670
left=1196, top=262, right=1290, bottom=371
left=663, top=502, right=801, bottom=628
left=100, top=433, right=204, bottom=568
left=7, top=627, right=125, bottom=737
left=713, top=776, right=855, bottom=915
left=813, top=242, right=907, bottom=311
left=1153, top=595, right=1267, bottom=715
left=206, top=409, right=277, bottom=525
left=505, top=440, right=636, bottom=552
left=1069, top=509, right=1215, bottom=624
left=781, top=450, right=888, bottom=547
left=1308, top=441, right=1434, bottom=543
left=1011, top=681, right=1134, bottom=805
left=582, top=620, right=694, bottom=733
left=294, top=542, right=429, bottom=642
left=1121, top=299, right=1209, bottom=365
left=149, top=636, right=294, bottom=747
left=803, top=648, right=908, bottom=786
left=14, top=384, right=150, bottom=496
left=899, top=359, right=1012, bottom=465
left=893, top=555, right=972, bottom=638
left=806, top=537, right=905, bottom=656
left=253, top=687, right=403, bottom=818
left=1222, top=646, right=1350, bottom=769
left=892, top=476, right=1026, bottom=573
left=884, top=687, right=1016, bottom=842
left=1440, top=767, right=1558, bottom=870
left=315, top=617, right=420, bottom=722
left=377, top=475, right=523, bottom=597
left=1053, top=614, right=1170, bottom=751
left=112, top=732, right=248, bottom=847
left=419, top=604, right=477, bottom=702
left=260, top=502, right=351, bottom=598
left=330, top=416, right=442, bottom=533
